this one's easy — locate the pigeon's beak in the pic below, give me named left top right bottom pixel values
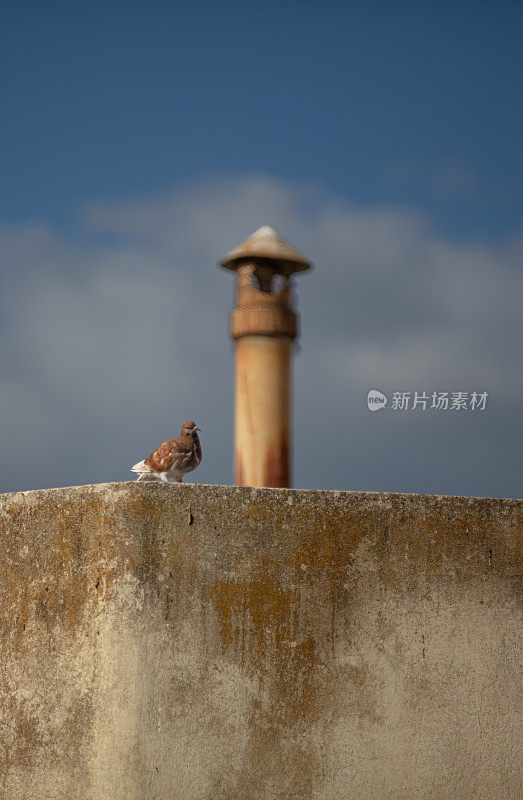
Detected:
left=195, top=426, right=202, bottom=432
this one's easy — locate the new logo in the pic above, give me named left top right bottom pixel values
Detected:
left=367, top=389, right=388, bottom=412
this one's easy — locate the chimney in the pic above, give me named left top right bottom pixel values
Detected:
left=219, top=226, right=312, bottom=487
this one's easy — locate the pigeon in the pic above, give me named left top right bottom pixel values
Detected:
left=131, top=420, right=202, bottom=483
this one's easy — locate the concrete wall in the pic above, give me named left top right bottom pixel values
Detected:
left=0, top=482, right=521, bottom=800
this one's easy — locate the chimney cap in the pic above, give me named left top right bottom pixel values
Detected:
left=220, top=225, right=312, bottom=273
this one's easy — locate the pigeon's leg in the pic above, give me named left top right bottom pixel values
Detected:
left=176, top=477, right=183, bottom=483
left=159, top=473, right=170, bottom=483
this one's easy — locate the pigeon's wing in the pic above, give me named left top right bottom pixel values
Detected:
left=194, top=436, right=202, bottom=465
left=169, top=441, right=195, bottom=473
left=144, top=439, right=177, bottom=473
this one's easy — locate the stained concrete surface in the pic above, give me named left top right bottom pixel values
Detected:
left=0, top=482, right=521, bottom=799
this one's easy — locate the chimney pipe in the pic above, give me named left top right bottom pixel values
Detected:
left=219, top=226, right=312, bottom=487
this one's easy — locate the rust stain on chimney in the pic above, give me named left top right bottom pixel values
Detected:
left=264, top=439, right=290, bottom=488
left=236, top=455, right=245, bottom=487
left=219, top=226, right=312, bottom=488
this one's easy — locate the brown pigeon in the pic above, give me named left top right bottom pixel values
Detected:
left=131, top=420, right=202, bottom=483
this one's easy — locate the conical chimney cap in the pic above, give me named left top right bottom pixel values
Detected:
left=220, top=226, right=312, bottom=273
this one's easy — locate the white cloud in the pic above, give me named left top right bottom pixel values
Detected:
left=1, top=175, right=521, bottom=496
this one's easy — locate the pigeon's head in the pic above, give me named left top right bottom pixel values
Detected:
left=181, top=420, right=202, bottom=436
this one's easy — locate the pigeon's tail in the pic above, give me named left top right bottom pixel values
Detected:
left=131, top=459, right=157, bottom=481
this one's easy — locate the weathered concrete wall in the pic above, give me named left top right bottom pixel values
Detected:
left=0, top=483, right=521, bottom=799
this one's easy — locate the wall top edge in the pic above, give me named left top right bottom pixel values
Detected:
left=0, top=481, right=521, bottom=507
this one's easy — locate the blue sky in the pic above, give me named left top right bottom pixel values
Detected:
left=1, top=2, right=522, bottom=496
left=2, top=2, right=521, bottom=237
